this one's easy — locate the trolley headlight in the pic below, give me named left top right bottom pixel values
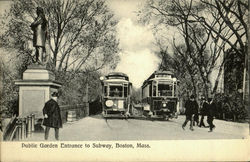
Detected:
left=163, top=103, right=166, bottom=107
left=105, top=100, right=114, bottom=107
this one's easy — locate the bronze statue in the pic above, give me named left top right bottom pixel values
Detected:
left=30, top=7, right=48, bottom=64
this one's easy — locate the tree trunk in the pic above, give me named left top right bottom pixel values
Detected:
left=201, top=77, right=209, bottom=99
left=53, top=51, right=58, bottom=70
left=212, top=63, right=224, bottom=94
left=190, top=75, right=197, bottom=96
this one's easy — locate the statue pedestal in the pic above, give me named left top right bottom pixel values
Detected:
left=15, top=66, right=61, bottom=118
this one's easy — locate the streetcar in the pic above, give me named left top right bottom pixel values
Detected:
left=100, top=72, right=132, bottom=118
left=141, top=71, right=179, bottom=120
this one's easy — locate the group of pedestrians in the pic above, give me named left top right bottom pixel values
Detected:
left=182, top=95, right=216, bottom=132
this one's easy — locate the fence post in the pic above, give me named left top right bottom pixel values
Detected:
left=233, top=114, right=236, bottom=122
left=27, top=115, right=32, bottom=137
left=15, top=119, right=22, bottom=140
left=15, top=120, right=19, bottom=140
left=31, top=114, right=35, bottom=132
left=222, top=113, right=225, bottom=120
left=21, top=118, right=27, bottom=139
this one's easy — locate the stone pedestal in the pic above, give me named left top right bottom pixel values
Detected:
left=15, top=66, right=61, bottom=118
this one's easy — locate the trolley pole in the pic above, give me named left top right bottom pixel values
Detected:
left=85, top=72, right=89, bottom=116
left=86, top=81, right=89, bottom=116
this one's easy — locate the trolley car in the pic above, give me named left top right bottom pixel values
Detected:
left=100, top=72, right=132, bottom=118
left=141, top=71, right=179, bottom=120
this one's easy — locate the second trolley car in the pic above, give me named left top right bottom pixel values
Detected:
left=141, top=71, right=179, bottom=120
left=100, top=72, right=132, bottom=118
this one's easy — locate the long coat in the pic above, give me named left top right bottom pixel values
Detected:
left=200, top=102, right=209, bottom=116
left=206, top=102, right=216, bottom=117
left=184, top=100, right=198, bottom=116
left=42, top=99, right=62, bottom=128
left=30, top=15, right=47, bottom=47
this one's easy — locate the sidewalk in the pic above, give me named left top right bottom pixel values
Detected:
left=22, top=115, right=249, bottom=141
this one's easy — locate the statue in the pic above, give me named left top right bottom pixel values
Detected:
left=30, top=7, right=48, bottom=65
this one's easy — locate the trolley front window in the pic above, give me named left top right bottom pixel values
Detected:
left=124, top=85, right=128, bottom=97
left=153, top=84, right=157, bottom=97
left=109, top=85, right=123, bottom=97
left=158, top=84, right=172, bottom=96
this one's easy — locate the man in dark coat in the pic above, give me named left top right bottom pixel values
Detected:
left=43, top=92, right=62, bottom=140
left=207, top=98, right=216, bottom=132
left=199, top=97, right=208, bottom=127
left=193, top=102, right=199, bottom=126
left=182, top=95, right=198, bottom=131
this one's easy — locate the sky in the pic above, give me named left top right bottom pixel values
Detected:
left=0, top=0, right=160, bottom=89
left=107, top=0, right=160, bottom=88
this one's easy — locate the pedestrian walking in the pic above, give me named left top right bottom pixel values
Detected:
left=193, top=103, right=199, bottom=126
left=199, top=97, right=208, bottom=127
left=207, top=98, right=216, bottom=132
left=182, top=95, right=198, bottom=131
left=43, top=92, right=62, bottom=140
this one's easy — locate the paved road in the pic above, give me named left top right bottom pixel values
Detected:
left=25, top=114, right=249, bottom=141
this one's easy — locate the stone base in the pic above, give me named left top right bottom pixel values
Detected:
left=15, top=66, right=61, bottom=118
left=15, top=80, right=61, bottom=118
left=23, top=69, right=55, bottom=80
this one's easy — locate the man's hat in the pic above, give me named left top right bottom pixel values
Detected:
left=36, top=7, right=44, bottom=13
left=190, top=95, right=195, bottom=99
left=51, top=92, right=58, bottom=97
left=208, top=98, right=213, bottom=102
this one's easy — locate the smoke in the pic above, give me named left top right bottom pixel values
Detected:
left=115, top=18, right=160, bottom=88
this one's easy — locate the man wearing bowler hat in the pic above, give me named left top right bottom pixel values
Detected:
left=43, top=92, right=62, bottom=140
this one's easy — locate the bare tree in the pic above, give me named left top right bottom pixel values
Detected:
left=195, top=0, right=248, bottom=57
left=0, top=0, right=119, bottom=74
left=139, top=0, right=247, bottom=98
left=193, top=0, right=248, bottom=95
left=153, top=36, right=199, bottom=97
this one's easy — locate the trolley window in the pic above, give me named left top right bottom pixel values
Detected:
left=128, top=84, right=130, bottom=95
left=153, top=84, right=157, bottom=97
left=109, top=85, right=123, bottom=97
left=149, top=84, right=152, bottom=96
left=158, top=84, right=172, bottom=96
left=174, top=84, right=177, bottom=96
left=124, top=84, right=128, bottom=97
